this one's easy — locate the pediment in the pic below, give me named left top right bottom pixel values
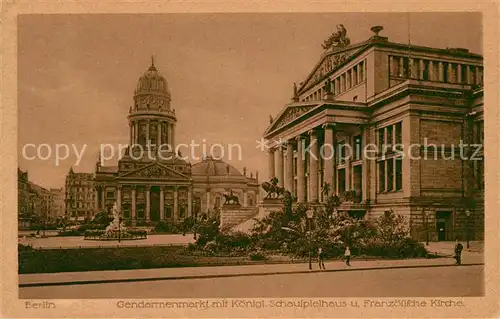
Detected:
left=117, top=162, right=190, bottom=180
left=298, top=44, right=369, bottom=93
left=266, top=104, right=318, bottom=134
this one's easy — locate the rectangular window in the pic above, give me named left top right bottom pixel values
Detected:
left=338, top=141, right=346, bottom=164
left=443, top=62, right=449, bottom=83
left=378, top=129, right=385, bottom=153
left=461, top=65, right=468, bottom=83
left=352, top=66, right=358, bottom=86
left=379, top=161, right=386, bottom=192
left=387, top=159, right=394, bottom=191
left=395, top=122, right=402, bottom=147
left=347, top=70, right=352, bottom=89
left=359, top=61, right=364, bottom=81
left=387, top=125, right=393, bottom=151
left=395, top=158, right=403, bottom=191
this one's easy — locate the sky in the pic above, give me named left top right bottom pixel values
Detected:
left=18, top=13, right=482, bottom=189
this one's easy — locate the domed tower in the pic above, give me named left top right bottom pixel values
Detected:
left=128, top=57, right=176, bottom=151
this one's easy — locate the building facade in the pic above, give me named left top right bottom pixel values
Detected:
left=94, top=60, right=259, bottom=224
left=264, top=26, right=484, bottom=241
left=65, top=167, right=97, bottom=221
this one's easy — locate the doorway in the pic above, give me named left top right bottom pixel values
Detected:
left=436, top=211, right=452, bottom=241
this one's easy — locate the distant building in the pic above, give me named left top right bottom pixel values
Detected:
left=49, top=188, right=65, bottom=218
left=264, top=25, right=484, bottom=241
left=94, top=60, right=260, bottom=224
left=65, top=167, right=97, bottom=221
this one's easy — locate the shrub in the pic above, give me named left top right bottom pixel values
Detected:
left=154, top=221, right=181, bottom=234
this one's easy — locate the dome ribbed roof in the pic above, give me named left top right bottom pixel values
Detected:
left=135, top=59, right=169, bottom=94
left=191, top=156, right=244, bottom=177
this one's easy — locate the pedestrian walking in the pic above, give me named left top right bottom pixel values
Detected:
left=318, top=247, right=326, bottom=270
left=344, top=246, right=351, bottom=266
left=454, top=239, right=464, bottom=265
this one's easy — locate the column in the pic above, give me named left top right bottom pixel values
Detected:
left=145, top=186, right=150, bottom=220
left=206, top=188, right=211, bottom=213
left=457, top=64, right=462, bottom=84
left=399, top=57, right=405, bottom=77
left=466, top=66, right=472, bottom=84
left=447, top=63, right=454, bottom=83
left=409, top=58, right=418, bottom=79
left=438, top=62, right=444, bottom=82
left=173, top=186, right=179, bottom=222
left=323, top=124, right=335, bottom=197
left=134, top=122, right=139, bottom=144
left=167, top=123, right=172, bottom=147
left=345, top=136, right=351, bottom=192
left=308, top=129, right=319, bottom=202
left=275, top=146, right=284, bottom=187
left=146, top=120, right=150, bottom=145
left=116, top=185, right=122, bottom=210
left=296, top=136, right=306, bottom=202
left=285, top=141, right=294, bottom=193
left=475, top=67, right=481, bottom=86
left=268, top=148, right=275, bottom=180
left=429, top=61, right=437, bottom=81
left=187, top=187, right=193, bottom=217
left=129, top=123, right=133, bottom=145
left=157, top=121, right=161, bottom=146
left=131, top=186, right=136, bottom=220
left=243, top=189, right=248, bottom=207
left=160, top=186, right=165, bottom=220
left=419, top=60, right=425, bottom=80
left=361, top=126, right=370, bottom=202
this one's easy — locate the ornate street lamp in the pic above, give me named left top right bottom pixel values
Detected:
left=465, top=210, right=471, bottom=249
left=306, top=208, right=315, bottom=270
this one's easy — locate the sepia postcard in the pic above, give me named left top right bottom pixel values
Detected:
left=1, top=1, right=499, bottom=318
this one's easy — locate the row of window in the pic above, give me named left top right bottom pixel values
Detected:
left=302, top=60, right=366, bottom=102
left=132, top=120, right=171, bottom=146
left=378, top=122, right=403, bottom=153
left=390, top=55, right=484, bottom=86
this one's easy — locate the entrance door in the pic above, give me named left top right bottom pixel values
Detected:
left=436, top=221, right=446, bottom=241
left=436, top=211, right=452, bottom=241
left=150, top=186, right=161, bottom=221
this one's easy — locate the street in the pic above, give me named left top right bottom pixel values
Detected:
left=19, top=265, right=483, bottom=299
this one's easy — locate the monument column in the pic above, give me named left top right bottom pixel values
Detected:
left=268, top=148, right=275, bottom=180
left=296, top=135, right=306, bottom=202
left=160, top=186, right=165, bottom=220
left=308, top=129, right=319, bottom=202
left=322, top=124, right=335, bottom=197
left=187, top=187, right=193, bottom=217
left=173, top=186, right=179, bottom=222
left=285, top=141, right=294, bottom=193
left=275, top=146, right=284, bottom=187
left=145, top=186, right=150, bottom=220
left=131, top=186, right=136, bottom=221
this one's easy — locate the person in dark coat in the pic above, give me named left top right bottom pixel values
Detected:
left=317, top=247, right=326, bottom=270
left=454, top=239, right=464, bottom=265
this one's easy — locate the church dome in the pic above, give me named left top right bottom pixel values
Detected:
left=191, top=156, right=244, bottom=178
left=135, top=59, right=169, bottom=94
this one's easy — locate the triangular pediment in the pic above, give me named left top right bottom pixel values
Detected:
left=117, top=162, right=190, bottom=180
left=265, top=103, right=319, bottom=134
left=298, top=44, right=369, bottom=93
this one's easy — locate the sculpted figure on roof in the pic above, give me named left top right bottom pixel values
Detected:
left=322, top=24, right=351, bottom=50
